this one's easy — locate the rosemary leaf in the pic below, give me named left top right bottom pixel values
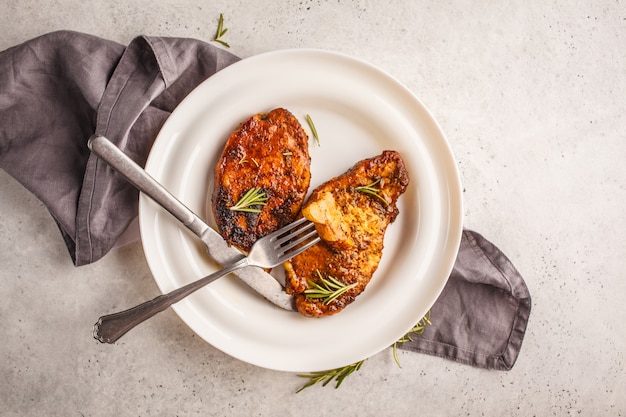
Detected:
left=296, top=360, right=365, bottom=393
left=355, top=178, right=389, bottom=206
left=304, top=271, right=357, bottom=305
left=214, top=39, right=230, bottom=48
left=305, top=114, right=320, bottom=146
left=212, top=13, right=230, bottom=48
left=216, top=13, right=223, bottom=35
left=392, top=310, right=432, bottom=367
left=229, top=187, right=269, bottom=213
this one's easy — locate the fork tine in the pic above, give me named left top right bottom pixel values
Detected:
left=272, top=220, right=316, bottom=247
left=275, top=234, right=321, bottom=264
left=277, top=228, right=319, bottom=253
left=264, top=217, right=309, bottom=241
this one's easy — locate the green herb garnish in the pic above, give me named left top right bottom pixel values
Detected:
left=305, top=114, right=320, bottom=146
left=295, top=311, right=433, bottom=392
left=392, top=310, right=432, bottom=367
left=355, top=178, right=389, bottom=206
left=238, top=156, right=259, bottom=167
left=304, top=270, right=357, bottom=305
left=212, top=13, right=230, bottom=48
left=296, top=360, right=365, bottom=393
left=228, top=187, right=268, bottom=213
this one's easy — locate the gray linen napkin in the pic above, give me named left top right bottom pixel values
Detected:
left=0, top=30, right=239, bottom=265
left=401, top=230, right=530, bottom=370
left=0, top=31, right=531, bottom=370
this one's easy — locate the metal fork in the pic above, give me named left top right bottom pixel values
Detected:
left=94, top=217, right=319, bottom=343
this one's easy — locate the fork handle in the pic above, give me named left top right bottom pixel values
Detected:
left=94, top=257, right=249, bottom=343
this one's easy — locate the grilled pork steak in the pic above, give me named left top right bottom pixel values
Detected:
left=212, top=108, right=311, bottom=252
left=284, top=150, right=409, bottom=317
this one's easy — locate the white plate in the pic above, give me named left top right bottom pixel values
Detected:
left=139, top=49, right=462, bottom=372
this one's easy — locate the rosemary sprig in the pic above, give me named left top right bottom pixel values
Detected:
left=228, top=187, right=269, bottom=213
left=295, top=311, right=433, bottom=392
left=305, top=114, right=320, bottom=146
left=304, top=270, right=357, bottom=305
left=296, top=360, right=365, bottom=393
left=212, top=13, right=230, bottom=48
left=238, top=156, right=260, bottom=167
left=392, top=310, right=432, bottom=367
left=355, top=178, right=389, bottom=206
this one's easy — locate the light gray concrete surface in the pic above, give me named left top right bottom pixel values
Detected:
left=1, top=1, right=624, bottom=416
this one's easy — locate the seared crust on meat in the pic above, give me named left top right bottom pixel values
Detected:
left=284, top=150, right=409, bottom=317
left=212, top=108, right=311, bottom=252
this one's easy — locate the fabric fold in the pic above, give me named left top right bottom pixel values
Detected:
left=0, top=30, right=239, bottom=265
left=400, top=230, right=531, bottom=370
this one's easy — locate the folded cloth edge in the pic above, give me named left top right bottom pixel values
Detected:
left=397, top=230, right=531, bottom=371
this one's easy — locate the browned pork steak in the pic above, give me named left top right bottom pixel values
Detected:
left=284, top=150, right=409, bottom=317
left=212, top=108, right=311, bottom=252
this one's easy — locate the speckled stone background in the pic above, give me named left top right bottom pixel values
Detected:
left=1, top=1, right=624, bottom=416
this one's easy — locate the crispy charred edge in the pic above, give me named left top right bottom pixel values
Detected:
left=291, top=261, right=364, bottom=317
left=212, top=185, right=263, bottom=252
left=213, top=188, right=305, bottom=252
left=287, top=150, right=410, bottom=317
left=287, top=238, right=384, bottom=318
